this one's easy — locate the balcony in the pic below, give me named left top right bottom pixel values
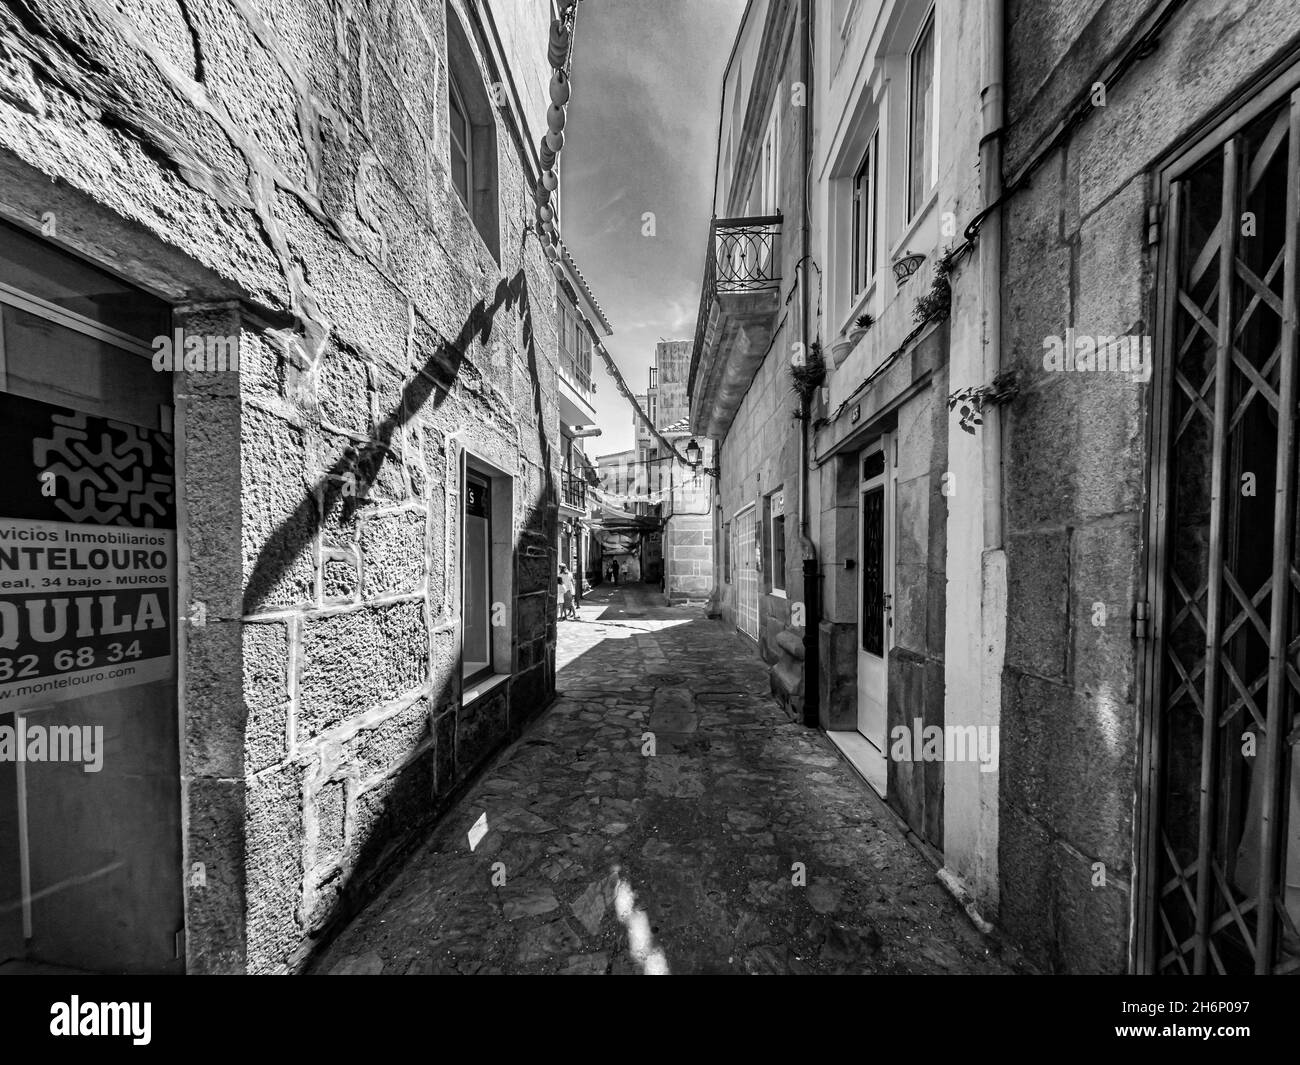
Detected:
left=561, top=471, right=587, bottom=512
left=559, top=342, right=592, bottom=394
left=687, top=214, right=782, bottom=438
left=558, top=340, right=596, bottom=428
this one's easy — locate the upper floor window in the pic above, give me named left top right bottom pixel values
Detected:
left=724, top=131, right=733, bottom=200
left=759, top=101, right=780, bottom=214
left=907, top=9, right=937, bottom=218
left=445, top=4, right=500, bottom=261
left=448, top=72, right=472, bottom=207
left=852, top=130, right=879, bottom=296
left=558, top=299, right=592, bottom=391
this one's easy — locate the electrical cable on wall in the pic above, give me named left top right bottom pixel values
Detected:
left=828, top=0, right=1190, bottom=429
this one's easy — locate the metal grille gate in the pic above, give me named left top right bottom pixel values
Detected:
left=1140, top=76, right=1300, bottom=974
left=862, top=487, right=884, bottom=656
left=736, top=506, right=759, bottom=640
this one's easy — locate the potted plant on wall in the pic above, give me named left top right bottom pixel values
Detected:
left=832, top=313, right=873, bottom=368
left=848, top=312, right=874, bottom=346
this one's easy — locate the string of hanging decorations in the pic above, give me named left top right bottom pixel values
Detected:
left=533, top=0, right=577, bottom=248
left=591, top=480, right=700, bottom=506
left=529, top=0, right=699, bottom=473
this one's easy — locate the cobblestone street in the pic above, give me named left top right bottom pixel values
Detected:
left=316, top=585, right=1017, bottom=975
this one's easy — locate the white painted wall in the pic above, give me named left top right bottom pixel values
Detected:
left=812, top=0, right=1002, bottom=913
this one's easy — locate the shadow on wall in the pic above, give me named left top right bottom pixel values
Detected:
left=240, top=265, right=558, bottom=970
left=243, top=267, right=555, bottom=614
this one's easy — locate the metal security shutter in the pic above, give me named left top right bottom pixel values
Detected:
left=1139, top=76, right=1300, bottom=975
left=736, top=506, right=759, bottom=640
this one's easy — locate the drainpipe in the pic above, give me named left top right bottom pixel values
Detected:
left=941, top=0, right=1005, bottom=930
left=980, top=0, right=1004, bottom=551
left=798, top=0, right=819, bottom=728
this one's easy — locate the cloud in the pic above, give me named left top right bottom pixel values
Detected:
left=561, top=0, right=746, bottom=454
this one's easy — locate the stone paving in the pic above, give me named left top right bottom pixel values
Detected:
left=315, top=584, right=1018, bottom=974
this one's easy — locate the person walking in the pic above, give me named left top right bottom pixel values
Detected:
left=558, top=563, right=576, bottom=620
left=611, top=559, right=619, bottom=585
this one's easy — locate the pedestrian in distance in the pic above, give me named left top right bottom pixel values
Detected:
left=611, top=559, right=619, bottom=585
left=558, top=563, right=577, bottom=620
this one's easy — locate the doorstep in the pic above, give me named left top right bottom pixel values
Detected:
left=826, top=729, right=887, bottom=798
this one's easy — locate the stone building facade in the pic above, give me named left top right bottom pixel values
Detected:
left=645, top=340, right=713, bottom=602
left=689, top=0, right=810, bottom=713
left=0, top=0, right=579, bottom=974
left=999, top=0, right=1300, bottom=975
left=690, top=0, right=1300, bottom=975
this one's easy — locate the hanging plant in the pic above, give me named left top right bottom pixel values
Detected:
left=912, top=264, right=951, bottom=326
left=912, top=245, right=963, bottom=328
left=947, top=370, right=1020, bottom=435
left=790, top=340, right=826, bottom=399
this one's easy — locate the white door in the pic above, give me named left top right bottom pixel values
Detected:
left=856, top=438, right=893, bottom=750
left=735, top=506, right=759, bottom=640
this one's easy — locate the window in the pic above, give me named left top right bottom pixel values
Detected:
left=907, top=9, right=937, bottom=218
left=728, top=57, right=745, bottom=205
left=851, top=130, right=879, bottom=296
left=445, top=4, right=500, bottom=260
left=763, top=488, right=786, bottom=595
left=448, top=72, right=471, bottom=208
left=759, top=102, right=780, bottom=214
left=462, top=471, right=493, bottom=682
left=558, top=300, right=592, bottom=391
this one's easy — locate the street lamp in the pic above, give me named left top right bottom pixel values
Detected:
left=683, top=438, right=720, bottom=479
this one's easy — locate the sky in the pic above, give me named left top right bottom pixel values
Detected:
left=561, top=0, right=748, bottom=457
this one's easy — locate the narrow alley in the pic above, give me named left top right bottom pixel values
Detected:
left=316, top=585, right=1015, bottom=975
left=8, top=0, right=1300, bottom=1004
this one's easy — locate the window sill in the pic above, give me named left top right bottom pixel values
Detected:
left=462, top=672, right=509, bottom=706
left=839, top=277, right=879, bottom=341
left=889, top=189, right=939, bottom=265
left=770, top=588, right=788, bottom=599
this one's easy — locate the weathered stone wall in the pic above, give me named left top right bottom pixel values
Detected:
left=654, top=340, right=693, bottom=427
left=712, top=1, right=808, bottom=721
left=1000, top=0, right=1300, bottom=972
left=664, top=514, right=713, bottom=601
left=0, top=0, right=561, bottom=972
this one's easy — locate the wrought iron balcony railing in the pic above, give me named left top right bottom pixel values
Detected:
left=562, top=471, right=587, bottom=510
left=690, top=214, right=782, bottom=389
left=710, top=214, right=782, bottom=292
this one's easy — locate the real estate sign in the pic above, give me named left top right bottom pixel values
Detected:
left=0, top=393, right=176, bottom=707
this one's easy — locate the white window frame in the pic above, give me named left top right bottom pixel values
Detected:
left=460, top=452, right=513, bottom=697
left=906, top=8, right=938, bottom=221
left=461, top=468, right=493, bottom=682
left=851, top=128, right=880, bottom=299
left=760, top=98, right=780, bottom=215
left=448, top=67, right=473, bottom=211
left=765, top=487, right=787, bottom=597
